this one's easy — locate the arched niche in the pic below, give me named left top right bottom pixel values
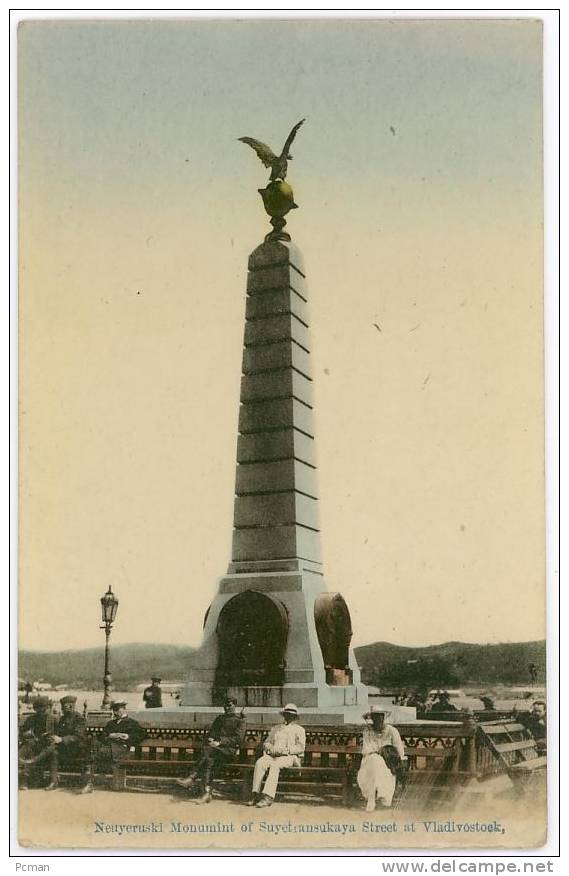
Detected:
left=314, top=593, right=354, bottom=684
left=214, top=590, right=289, bottom=689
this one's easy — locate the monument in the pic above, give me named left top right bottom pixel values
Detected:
left=175, top=120, right=367, bottom=724
left=147, top=121, right=413, bottom=726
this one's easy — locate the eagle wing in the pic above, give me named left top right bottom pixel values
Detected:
left=238, top=137, right=277, bottom=168
left=281, top=118, right=306, bottom=157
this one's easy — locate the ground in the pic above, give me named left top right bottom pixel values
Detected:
left=17, top=787, right=547, bottom=851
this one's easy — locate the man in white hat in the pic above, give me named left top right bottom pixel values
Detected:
left=248, top=703, right=305, bottom=808
left=358, top=706, right=407, bottom=811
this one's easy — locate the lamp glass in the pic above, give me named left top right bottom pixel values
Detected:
left=100, top=587, right=119, bottom=624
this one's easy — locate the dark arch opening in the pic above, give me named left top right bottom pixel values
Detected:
left=215, top=591, right=289, bottom=691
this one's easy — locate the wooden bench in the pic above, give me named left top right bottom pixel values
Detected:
left=110, top=732, right=355, bottom=803
left=83, top=722, right=475, bottom=807
left=477, top=720, right=546, bottom=795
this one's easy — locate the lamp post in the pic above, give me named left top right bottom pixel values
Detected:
left=100, top=586, right=119, bottom=709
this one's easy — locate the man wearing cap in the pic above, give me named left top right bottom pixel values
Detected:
left=358, top=706, right=407, bottom=811
left=101, top=701, right=146, bottom=752
left=249, top=703, right=306, bottom=808
left=18, top=696, right=56, bottom=789
left=43, top=695, right=93, bottom=792
left=175, top=697, right=245, bottom=804
left=143, top=677, right=163, bottom=709
left=95, top=700, right=146, bottom=783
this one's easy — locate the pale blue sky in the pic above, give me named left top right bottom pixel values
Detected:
left=20, top=20, right=541, bottom=197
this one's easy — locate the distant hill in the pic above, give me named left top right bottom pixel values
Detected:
left=354, top=640, right=546, bottom=688
left=18, top=643, right=195, bottom=689
left=18, top=639, right=546, bottom=690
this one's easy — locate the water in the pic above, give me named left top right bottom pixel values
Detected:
left=21, top=686, right=544, bottom=713
left=18, top=688, right=182, bottom=714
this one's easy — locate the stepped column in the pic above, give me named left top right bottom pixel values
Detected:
left=231, top=240, right=321, bottom=573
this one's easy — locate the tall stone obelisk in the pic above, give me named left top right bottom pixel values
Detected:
left=178, top=121, right=370, bottom=723
left=179, top=237, right=369, bottom=722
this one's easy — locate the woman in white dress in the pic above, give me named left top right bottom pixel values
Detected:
left=357, top=706, right=407, bottom=812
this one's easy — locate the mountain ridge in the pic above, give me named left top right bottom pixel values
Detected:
left=18, top=639, right=546, bottom=689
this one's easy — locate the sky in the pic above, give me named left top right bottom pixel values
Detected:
left=18, top=18, right=544, bottom=651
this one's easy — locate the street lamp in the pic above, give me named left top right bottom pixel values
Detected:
left=100, top=586, right=119, bottom=709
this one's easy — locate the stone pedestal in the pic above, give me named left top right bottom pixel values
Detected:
left=177, top=240, right=370, bottom=723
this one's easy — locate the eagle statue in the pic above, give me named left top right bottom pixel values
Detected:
left=238, top=118, right=306, bottom=182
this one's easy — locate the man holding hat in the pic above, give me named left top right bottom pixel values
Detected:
left=249, top=703, right=305, bottom=808
left=143, top=677, right=163, bottom=709
left=358, top=706, right=406, bottom=811
left=176, top=697, right=245, bottom=804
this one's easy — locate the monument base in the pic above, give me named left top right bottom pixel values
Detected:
left=179, top=677, right=369, bottom=710
left=129, top=702, right=417, bottom=728
left=178, top=563, right=370, bottom=718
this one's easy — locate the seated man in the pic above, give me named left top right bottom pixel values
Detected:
left=357, top=706, right=407, bottom=812
left=176, top=697, right=245, bottom=804
left=249, top=703, right=305, bottom=808
left=518, top=700, right=547, bottom=754
left=47, top=695, right=93, bottom=792
left=19, top=696, right=56, bottom=789
left=94, top=700, right=146, bottom=785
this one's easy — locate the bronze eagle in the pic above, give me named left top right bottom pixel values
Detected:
left=238, top=118, right=306, bottom=182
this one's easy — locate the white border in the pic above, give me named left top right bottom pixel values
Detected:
left=6, top=6, right=561, bottom=865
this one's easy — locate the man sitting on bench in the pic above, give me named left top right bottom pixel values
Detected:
left=517, top=700, right=547, bottom=754
left=248, top=703, right=306, bottom=808
left=48, top=694, right=93, bottom=793
left=19, top=696, right=56, bottom=789
left=176, top=697, right=245, bottom=804
left=93, top=700, right=146, bottom=787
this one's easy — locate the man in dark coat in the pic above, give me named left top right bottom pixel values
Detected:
left=48, top=695, right=93, bottom=792
left=406, top=691, right=427, bottom=717
left=518, top=700, right=547, bottom=754
left=143, top=677, right=163, bottom=709
left=175, top=697, right=245, bottom=804
left=19, top=696, right=56, bottom=789
left=429, top=692, right=458, bottom=714
left=90, top=701, right=146, bottom=790
left=99, top=701, right=146, bottom=762
left=19, top=695, right=93, bottom=792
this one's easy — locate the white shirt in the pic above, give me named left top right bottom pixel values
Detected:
left=264, top=721, right=306, bottom=758
left=362, top=724, right=405, bottom=759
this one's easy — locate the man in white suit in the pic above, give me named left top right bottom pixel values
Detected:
left=248, top=703, right=305, bottom=808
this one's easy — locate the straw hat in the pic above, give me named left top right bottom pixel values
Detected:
left=363, top=705, right=392, bottom=720
left=280, top=703, right=299, bottom=716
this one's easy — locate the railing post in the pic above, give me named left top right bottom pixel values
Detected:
left=112, top=764, right=127, bottom=792
left=463, top=713, right=478, bottom=778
